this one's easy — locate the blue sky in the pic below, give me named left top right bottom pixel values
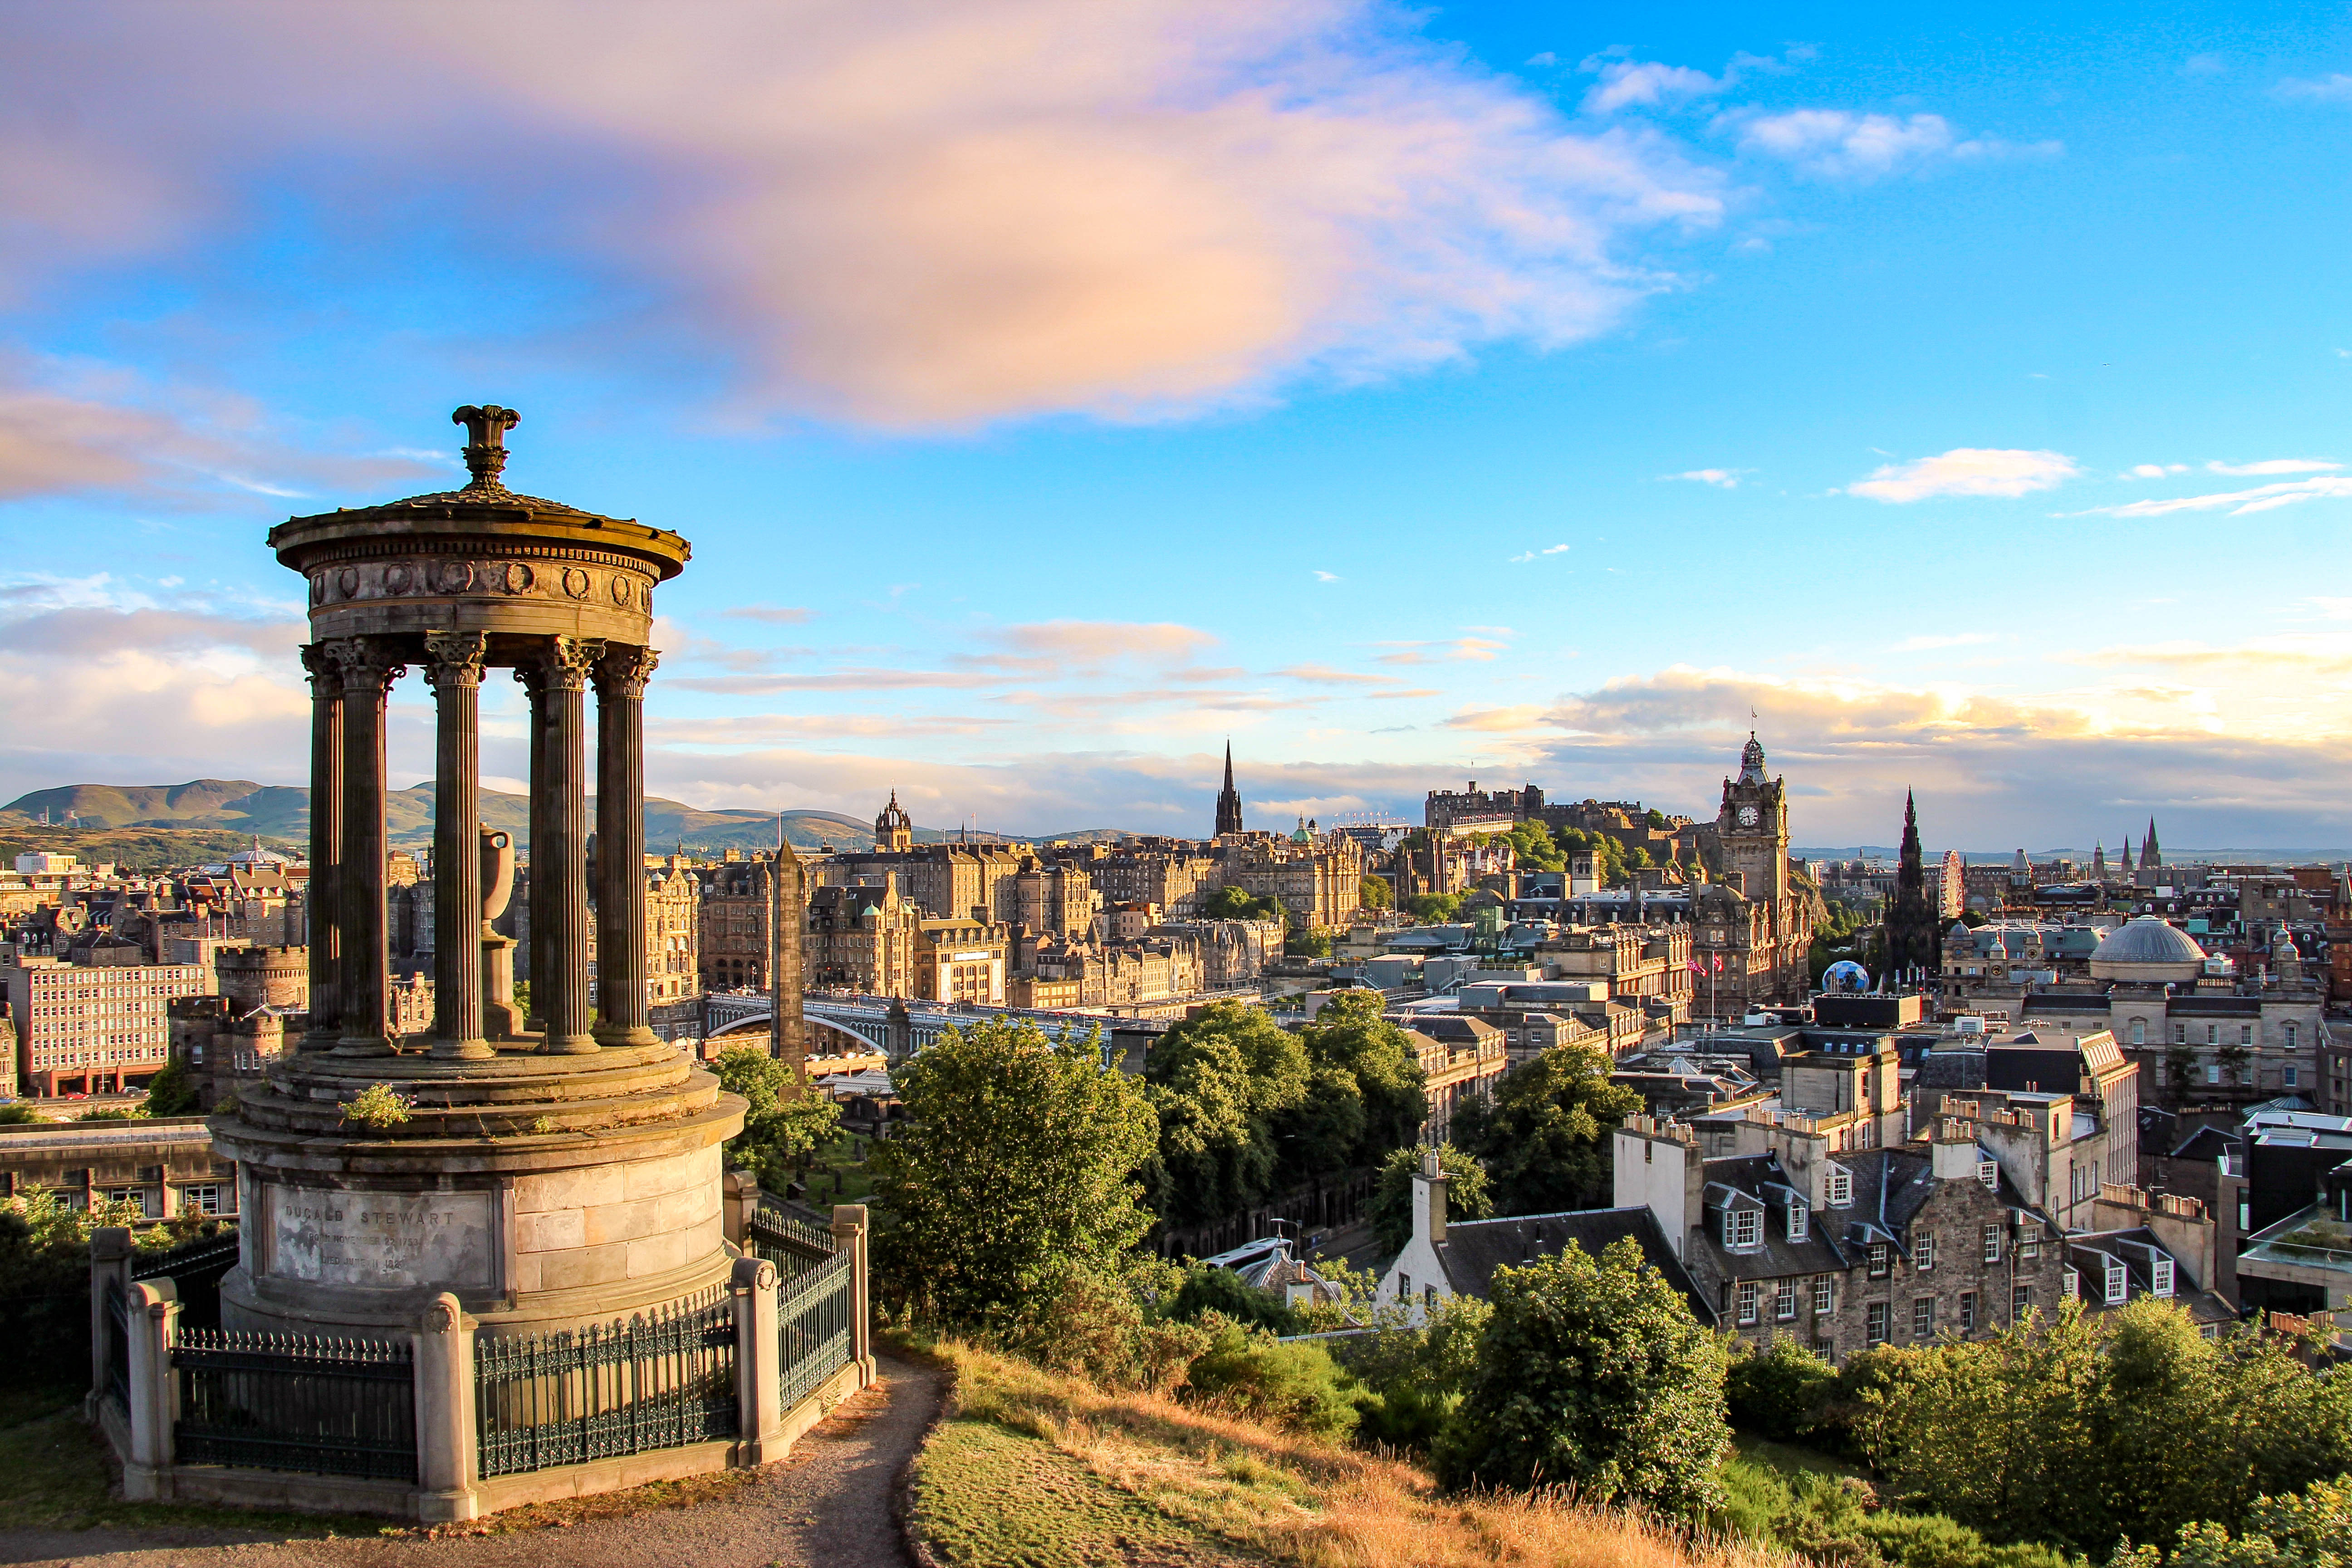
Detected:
left=2, top=2, right=2350, bottom=851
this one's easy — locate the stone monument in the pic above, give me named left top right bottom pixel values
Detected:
left=210, top=405, right=747, bottom=1338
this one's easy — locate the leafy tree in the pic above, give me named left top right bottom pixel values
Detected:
left=1278, top=1064, right=1368, bottom=1181
left=1359, top=875, right=1393, bottom=910
left=1646, top=808, right=1671, bottom=830
left=1200, top=884, right=1279, bottom=921
left=1406, top=891, right=1464, bottom=923
left=1726, top=1338, right=1839, bottom=1442
left=2166, top=1042, right=2197, bottom=1097
left=1144, top=1003, right=1308, bottom=1225
left=1294, top=990, right=1426, bottom=1167
left=1454, top=1043, right=1640, bottom=1215
left=1959, top=909, right=1989, bottom=928
left=1434, top=1236, right=1730, bottom=1515
left=1500, top=819, right=1566, bottom=873
left=1368, top=1142, right=1494, bottom=1253
left=140, top=1060, right=201, bottom=1117
left=713, top=1046, right=843, bottom=1191
left=1168, top=1262, right=1301, bottom=1334
left=1854, top=1298, right=2352, bottom=1554
left=1284, top=927, right=1333, bottom=959
left=2111, top=1473, right=2352, bottom=1568
left=871, top=1017, right=1157, bottom=1330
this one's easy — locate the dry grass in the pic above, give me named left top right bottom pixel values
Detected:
left=920, top=1340, right=1793, bottom=1568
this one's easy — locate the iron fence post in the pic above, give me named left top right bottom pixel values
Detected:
left=122, top=1279, right=179, bottom=1501
left=831, top=1204, right=873, bottom=1385
left=732, top=1255, right=782, bottom=1462
left=88, top=1226, right=134, bottom=1414
left=413, top=1293, right=481, bottom=1523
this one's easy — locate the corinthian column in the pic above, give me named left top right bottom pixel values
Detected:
left=519, top=637, right=599, bottom=1054
left=298, top=643, right=343, bottom=1052
left=424, top=632, right=492, bottom=1060
left=593, top=644, right=660, bottom=1047
left=331, top=636, right=405, bottom=1056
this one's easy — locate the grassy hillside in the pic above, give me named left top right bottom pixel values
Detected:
left=0, top=823, right=303, bottom=872
left=908, top=1340, right=1778, bottom=1568
left=2, top=781, right=1134, bottom=855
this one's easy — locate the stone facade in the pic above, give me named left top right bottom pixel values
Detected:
left=804, top=881, right=920, bottom=996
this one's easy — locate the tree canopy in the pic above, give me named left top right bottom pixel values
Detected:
left=1200, top=884, right=1282, bottom=922
left=1358, top=875, right=1393, bottom=910
left=1434, top=1236, right=1730, bottom=1514
left=1368, top=1142, right=1494, bottom=1253
left=1453, top=1043, right=1640, bottom=1215
left=1853, top=1298, right=2352, bottom=1554
left=872, top=1017, right=1157, bottom=1330
left=712, top=1045, right=843, bottom=1192
left=1296, top=991, right=1427, bottom=1167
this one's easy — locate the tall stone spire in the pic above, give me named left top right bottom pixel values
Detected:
left=2140, top=816, right=2161, bottom=878
left=1214, top=740, right=1244, bottom=837
left=1882, top=789, right=1940, bottom=982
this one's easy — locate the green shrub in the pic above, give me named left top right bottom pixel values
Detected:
left=1180, top=1314, right=1362, bottom=1439
left=2109, top=1472, right=2352, bottom=1568
left=1718, top=1457, right=2076, bottom=1568
left=1433, top=1236, right=1729, bottom=1516
left=1727, top=1338, right=1839, bottom=1442
left=1000, top=1254, right=1210, bottom=1394
left=1348, top=1294, right=1490, bottom=1454
left=1168, top=1263, right=1301, bottom=1336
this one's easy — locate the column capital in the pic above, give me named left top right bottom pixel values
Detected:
left=422, top=630, right=489, bottom=691
left=324, top=634, right=407, bottom=691
left=592, top=644, right=659, bottom=699
left=299, top=641, right=344, bottom=695
left=512, top=635, right=601, bottom=695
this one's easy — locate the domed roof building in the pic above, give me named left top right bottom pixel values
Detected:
left=2087, top=916, right=2205, bottom=983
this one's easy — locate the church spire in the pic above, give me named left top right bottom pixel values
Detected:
left=1214, top=740, right=1245, bottom=837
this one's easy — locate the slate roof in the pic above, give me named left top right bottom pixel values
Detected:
left=2065, top=1227, right=2236, bottom=1326
left=1431, top=1207, right=1715, bottom=1325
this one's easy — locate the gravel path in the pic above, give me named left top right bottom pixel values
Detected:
left=0, top=1352, right=942, bottom=1568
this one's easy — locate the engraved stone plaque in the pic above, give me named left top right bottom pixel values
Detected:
left=269, top=1187, right=495, bottom=1290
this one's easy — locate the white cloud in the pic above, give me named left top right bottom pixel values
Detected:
left=2066, top=476, right=2352, bottom=519
left=1312, top=570, right=1341, bottom=583
left=1733, top=110, right=2058, bottom=179
left=1664, top=466, right=1746, bottom=486
left=2205, top=458, right=2341, bottom=476
left=0, top=2, right=1731, bottom=430
left=1582, top=58, right=1726, bottom=115
left=2277, top=74, right=2352, bottom=101
left=2128, top=463, right=2188, bottom=478
left=1847, top=448, right=2080, bottom=503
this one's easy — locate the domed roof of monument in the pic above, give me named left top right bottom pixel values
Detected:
left=2091, top=916, right=2205, bottom=969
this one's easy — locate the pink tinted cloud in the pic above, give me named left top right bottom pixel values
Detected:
left=1, top=1, right=1725, bottom=429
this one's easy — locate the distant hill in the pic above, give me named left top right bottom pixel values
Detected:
left=0, top=782, right=1135, bottom=856
left=0, top=822, right=303, bottom=872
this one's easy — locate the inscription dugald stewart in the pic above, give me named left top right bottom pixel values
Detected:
left=269, top=1188, right=495, bottom=1290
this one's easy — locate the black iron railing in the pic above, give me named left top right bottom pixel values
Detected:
left=474, top=1287, right=738, bottom=1478
left=104, top=1276, right=129, bottom=1413
left=743, top=1200, right=837, bottom=1275
left=778, top=1248, right=855, bottom=1414
left=172, top=1328, right=416, bottom=1481
left=133, top=1232, right=241, bottom=1331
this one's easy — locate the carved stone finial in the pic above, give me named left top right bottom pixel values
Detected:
left=452, top=404, right=521, bottom=492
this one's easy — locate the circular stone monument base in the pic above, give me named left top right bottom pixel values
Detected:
left=209, top=1040, right=746, bottom=1340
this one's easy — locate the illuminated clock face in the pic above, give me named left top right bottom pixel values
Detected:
left=1737, top=805, right=1759, bottom=827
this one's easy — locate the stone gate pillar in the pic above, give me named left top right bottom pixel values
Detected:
left=299, top=644, right=343, bottom=1051
left=593, top=645, right=659, bottom=1047
left=333, top=636, right=405, bottom=1056
left=425, top=632, right=492, bottom=1060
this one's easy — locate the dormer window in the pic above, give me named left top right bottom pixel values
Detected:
left=1788, top=1200, right=1809, bottom=1242
left=1828, top=1167, right=1853, bottom=1207
left=2064, top=1267, right=2081, bottom=1300
left=1868, top=1242, right=1890, bottom=1278
left=1976, top=1159, right=1998, bottom=1192
left=1728, top=1207, right=1762, bottom=1250
left=2152, top=1258, right=2174, bottom=1298
left=2104, top=1260, right=2128, bottom=1305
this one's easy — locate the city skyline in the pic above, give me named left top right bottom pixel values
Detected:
left=3, top=3, right=2350, bottom=846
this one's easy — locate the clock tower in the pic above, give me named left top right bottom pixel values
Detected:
left=1716, top=731, right=1788, bottom=902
